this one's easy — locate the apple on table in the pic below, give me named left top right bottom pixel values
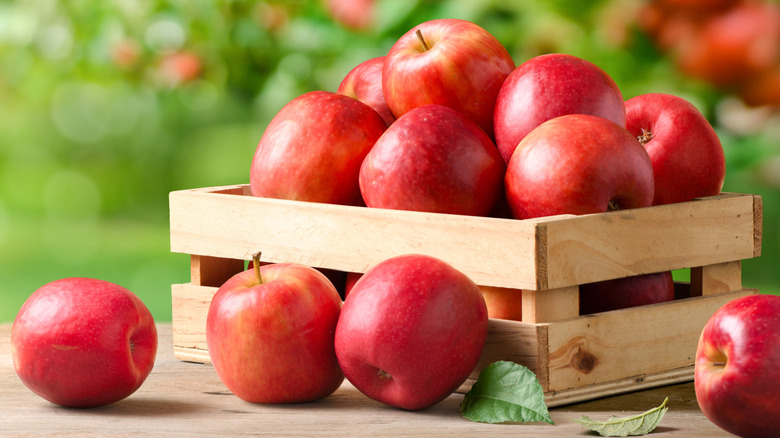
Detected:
left=335, top=254, right=488, bottom=410
left=207, top=253, right=344, bottom=404
left=695, top=294, right=780, bottom=438
left=382, top=18, right=515, bottom=138
left=11, top=278, right=158, bottom=408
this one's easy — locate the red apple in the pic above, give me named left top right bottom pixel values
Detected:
left=505, top=114, right=655, bottom=219
left=11, top=278, right=157, bottom=408
left=344, top=272, right=362, bottom=299
left=323, top=0, right=375, bottom=31
left=579, top=271, right=675, bottom=315
left=625, top=93, right=725, bottom=205
left=335, top=254, right=488, bottom=410
left=479, top=286, right=523, bottom=321
left=494, top=53, right=626, bottom=163
left=382, top=18, right=515, bottom=138
left=675, top=1, right=780, bottom=87
left=250, top=90, right=387, bottom=206
left=359, top=104, right=505, bottom=216
left=695, top=294, right=780, bottom=438
left=206, top=255, right=344, bottom=404
left=337, top=56, right=395, bottom=126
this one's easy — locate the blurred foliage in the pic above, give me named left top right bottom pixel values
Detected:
left=1, top=0, right=779, bottom=322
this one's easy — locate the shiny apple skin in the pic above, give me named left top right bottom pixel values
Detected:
left=695, top=294, right=780, bottom=438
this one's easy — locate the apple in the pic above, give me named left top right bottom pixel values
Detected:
left=343, top=272, right=362, bottom=299
left=206, top=254, right=344, bottom=404
left=337, top=56, right=395, bottom=126
left=579, top=271, right=675, bottom=315
left=675, top=1, right=780, bottom=87
left=695, top=294, right=780, bottom=438
left=11, top=278, right=157, bottom=408
left=505, top=113, right=655, bottom=219
left=625, top=93, right=725, bottom=205
left=359, top=104, right=505, bottom=216
left=323, top=0, right=375, bottom=31
left=335, top=254, right=488, bottom=410
left=382, top=18, right=515, bottom=138
left=479, top=285, right=523, bottom=321
left=494, top=53, right=626, bottom=163
left=250, top=90, right=387, bottom=206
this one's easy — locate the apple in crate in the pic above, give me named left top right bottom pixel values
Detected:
left=11, top=278, right=158, bottom=408
left=250, top=90, right=386, bottom=206
left=335, top=254, right=488, bottom=410
left=382, top=18, right=515, bottom=138
left=505, top=114, right=655, bottom=219
left=337, top=56, right=394, bottom=126
left=207, top=255, right=344, bottom=403
left=695, top=294, right=780, bottom=438
left=625, top=93, right=725, bottom=205
left=494, top=53, right=626, bottom=163
left=479, top=285, right=523, bottom=321
left=359, top=104, right=505, bottom=216
left=579, top=271, right=675, bottom=315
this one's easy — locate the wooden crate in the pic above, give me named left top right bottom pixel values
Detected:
left=169, top=184, right=762, bottom=407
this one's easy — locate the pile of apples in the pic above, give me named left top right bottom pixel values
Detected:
left=249, top=18, right=726, bottom=318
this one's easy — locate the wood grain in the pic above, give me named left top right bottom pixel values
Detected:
left=0, top=324, right=735, bottom=436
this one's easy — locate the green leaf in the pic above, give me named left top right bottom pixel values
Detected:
left=572, top=397, right=669, bottom=437
left=459, top=361, right=554, bottom=424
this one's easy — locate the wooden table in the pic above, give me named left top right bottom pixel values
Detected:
left=1, top=324, right=731, bottom=437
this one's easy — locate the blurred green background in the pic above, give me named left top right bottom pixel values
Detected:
left=2, top=0, right=779, bottom=323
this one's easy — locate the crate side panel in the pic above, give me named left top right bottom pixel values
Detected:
left=544, top=289, right=757, bottom=392
left=543, top=194, right=759, bottom=289
left=170, top=187, right=542, bottom=290
left=171, top=283, right=216, bottom=362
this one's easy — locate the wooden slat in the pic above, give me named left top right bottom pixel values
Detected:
left=170, top=186, right=761, bottom=291
left=190, top=255, right=244, bottom=287
left=543, top=288, right=757, bottom=392
left=540, top=193, right=759, bottom=289
left=170, top=186, right=544, bottom=290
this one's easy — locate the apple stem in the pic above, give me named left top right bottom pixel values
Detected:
left=637, top=128, right=654, bottom=146
left=253, top=251, right=263, bottom=285
left=607, top=200, right=620, bottom=211
left=415, top=29, right=430, bottom=51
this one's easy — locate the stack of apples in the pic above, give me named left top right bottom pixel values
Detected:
left=205, top=17, right=733, bottom=415
left=248, top=18, right=726, bottom=319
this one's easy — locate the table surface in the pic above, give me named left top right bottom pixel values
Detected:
left=1, top=323, right=732, bottom=437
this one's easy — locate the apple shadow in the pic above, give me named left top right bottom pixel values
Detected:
left=53, top=397, right=207, bottom=417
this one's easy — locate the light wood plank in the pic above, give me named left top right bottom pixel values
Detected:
left=543, top=289, right=757, bottom=392
left=522, top=287, right=580, bottom=323
left=690, top=261, right=743, bottom=296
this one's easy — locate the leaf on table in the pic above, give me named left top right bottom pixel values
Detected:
left=459, top=360, right=554, bottom=425
left=572, top=397, right=669, bottom=437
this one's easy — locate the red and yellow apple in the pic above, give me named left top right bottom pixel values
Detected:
left=579, top=271, right=675, bottom=315
left=250, top=90, right=386, bottom=206
left=382, top=18, right=515, bottom=138
left=11, top=278, right=158, bottom=408
left=695, top=294, right=780, bottom=438
left=625, top=93, right=725, bottom=205
left=206, top=255, right=344, bottom=403
left=337, top=56, right=395, bottom=126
